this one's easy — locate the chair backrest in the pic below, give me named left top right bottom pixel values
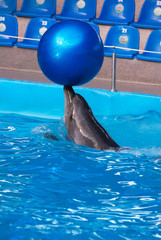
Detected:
left=17, top=0, right=56, bottom=17
left=104, top=25, right=139, bottom=52
left=136, top=0, right=161, bottom=25
left=23, top=18, right=57, bottom=44
left=144, top=30, right=161, bottom=55
left=0, top=14, right=17, bottom=40
left=99, top=0, right=135, bottom=24
left=0, top=0, right=17, bottom=14
left=88, top=22, right=100, bottom=34
left=60, top=0, right=96, bottom=20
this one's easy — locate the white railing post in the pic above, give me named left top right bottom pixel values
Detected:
left=111, top=46, right=117, bottom=92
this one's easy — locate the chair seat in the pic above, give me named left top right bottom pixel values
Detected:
left=104, top=47, right=138, bottom=59
left=15, top=10, right=52, bottom=18
left=15, top=41, right=39, bottom=49
left=136, top=53, right=161, bottom=62
left=0, top=10, right=15, bottom=14
left=0, top=39, right=15, bottom=47
left=0, top=0, right=17, bottom=14
left=55, top=14, right=90, bottom=22
left=132, top=22, right=161, bottom=29
left=88, top=22, right=100, bottom=34
left=93, top=18, right=130, bottom=25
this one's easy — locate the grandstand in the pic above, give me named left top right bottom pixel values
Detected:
left=0, top=0, right=161, bottom=95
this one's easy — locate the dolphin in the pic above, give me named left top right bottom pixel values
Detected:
left=64, top=86, right=119, bottom=150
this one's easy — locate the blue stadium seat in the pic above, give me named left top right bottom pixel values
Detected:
left=132, top=0, right=161, bottom=29
left=0, top=0, right=16, bottom=14
left=15, top=0, right=56, bottom=18
left=0, top=14, right=18, bottom=47
left=88, top=22, right=100, bottom=34
left=15, top=18, right=57, bottom=49
left=104, top=25, right=139, bottom=59
left=93, top=0, right=135, bottom=25
left=55, top=0, right=96, bottom=21
left=136, top=30, right=161, bottom=62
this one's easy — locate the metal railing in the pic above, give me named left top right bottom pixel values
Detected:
left=104, top=45, right=161, bottom=92
left=111, top=47, right=116, bottom=92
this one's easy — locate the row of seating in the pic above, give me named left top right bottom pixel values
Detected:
left=0, top=14, right=161, bottom=62
left=94, top=0, right=161, bottom=30
left=1, top=0, right=161, bottom=30
left=0, top=14, right=99, bottom=49
left=104, top=25, right=161, bottom=63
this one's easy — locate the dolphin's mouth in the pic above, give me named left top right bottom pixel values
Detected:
left=64, top=86, right=75, bottom=103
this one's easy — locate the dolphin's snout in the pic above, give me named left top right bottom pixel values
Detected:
left=64, top=86, right=75, bottom=102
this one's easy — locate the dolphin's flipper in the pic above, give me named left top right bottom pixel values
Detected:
left=64, top=86, right=119, bottom=150
left=43, top=133, right=59, bottom=141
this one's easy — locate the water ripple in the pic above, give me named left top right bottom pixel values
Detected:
left=0, top=113, right=161, bottom=239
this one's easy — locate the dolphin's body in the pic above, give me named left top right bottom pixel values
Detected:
left=64, top=86, right=119, bottom=150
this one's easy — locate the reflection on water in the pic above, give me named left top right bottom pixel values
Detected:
left=0, top=112, right=161, bottom=240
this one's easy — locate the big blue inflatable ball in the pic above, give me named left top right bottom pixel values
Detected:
left=37, top=20, right=104, bottom=86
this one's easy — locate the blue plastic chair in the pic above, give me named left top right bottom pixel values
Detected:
left=15, top=18, right=57, bottom=49
left=132, top=0, right=161, bottom=29
left=104, top=25, right=139, bottom=59
left=136, top=30, right=161, bottom=62
left=0, top=14, right=18, bottom=47
left=0, top=0, right=17, bottom=14
left=88, top=22, right=100, bottom=34
left=15, top=0, right=56, bottom=18
left=55, top=0, right=96, bottom=21
left=93, top=0, right=135, bottom=25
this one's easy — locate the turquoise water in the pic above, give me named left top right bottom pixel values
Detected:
left=0, top=112, right=161, bottom=240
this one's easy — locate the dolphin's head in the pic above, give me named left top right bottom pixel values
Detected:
left=64, top=86, right=92, bottom=118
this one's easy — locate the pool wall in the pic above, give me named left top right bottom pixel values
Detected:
left=0, top=79, right=161, bottom=118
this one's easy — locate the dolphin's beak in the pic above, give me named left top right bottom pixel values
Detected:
left=64, top=86, right=75, bottom=103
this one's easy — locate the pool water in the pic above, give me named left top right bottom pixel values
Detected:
left=0, top=112, right=161, bottom=240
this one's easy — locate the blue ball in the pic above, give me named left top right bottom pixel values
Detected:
left=37, top=20, right=104, bottom=86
